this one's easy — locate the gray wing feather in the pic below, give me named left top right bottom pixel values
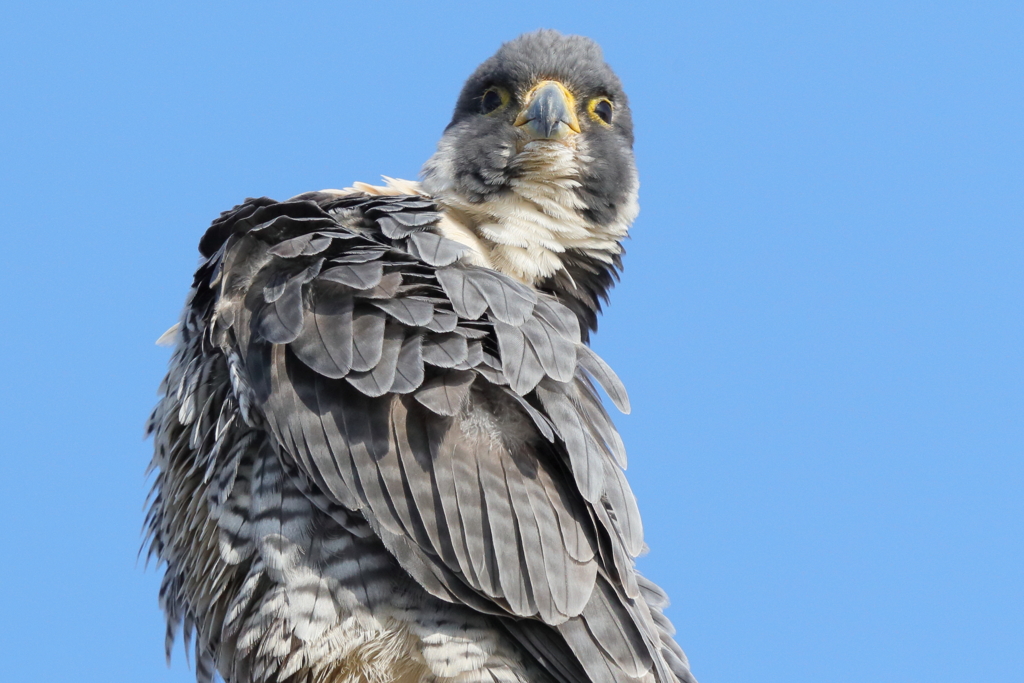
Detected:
left=475, top=443, right=532, bottom=615
left=360, top=272, right=403, bottom=299
left=255, top=275, right=306, bottom=344
left=534, top=380, right=606, bottom=502
left=288, top=283, right=354, bottom=379
left=533, top=297, right=581, bottom=339
left=520, top=315, right=577, bottom=383
left=320, top=262, right=384, bottom=289
left=268, top=233, right=333, bottom=258
left=436, top=267, right=489, bottom=320
left=532, top=452, right=597, bottom=566
left=327, top=245, right=388, bottom=264
left=425, top=309, right=459, bottom=333
left=446, top=436, right=497, bottom=596
left=453, top=339, right=485, bottom=371
left=505, top=449, right=594, bottom=622
left=501, top=620, right=591, bottom=683
left=391, top=398, right=454, bottom=556
left=184, top=194, right=695, bottom=683
left=574, top=377, right=629, bottom=470
left=493, top=321, right=547, bottom=395
left=390, top=333, right=425, bottom=394
left=572, top=579, right=652, bottom=678
left=408, top=230, right=470, bottom=266
left=346, top=321, right=405, bottom=396
left=461, top=268, right=537, bottom=326
left=349, top=307, right=386, bottom=372
left=369, top=297, right=435, bottom=326
left=501, top=389, right=556, bottom=442
left=577, top=344, right=631, bottom=415
left=602, top=459, right=645, bottom=559
left=414, top=370, right=475, bottom=416
left=421, top=332, right=469, bottom=368
left=426, top=418, right=478, bottom=582
left=288, top=364, right=364, bottom=512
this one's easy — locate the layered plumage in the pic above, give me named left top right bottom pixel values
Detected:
left=147, top=30, right=696, bottom=683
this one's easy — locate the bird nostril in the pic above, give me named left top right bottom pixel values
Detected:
left=514, top=81, right=581, bottom=141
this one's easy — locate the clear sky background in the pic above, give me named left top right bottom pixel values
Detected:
left=0, top=2, right=1020, bottom=682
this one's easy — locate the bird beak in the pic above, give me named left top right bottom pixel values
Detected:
left=514, top=80, right=582, bottom=141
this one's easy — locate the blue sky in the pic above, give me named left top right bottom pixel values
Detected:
left=0, top=2, right=1020, bottom=682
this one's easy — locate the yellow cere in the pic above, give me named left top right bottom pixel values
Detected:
left=515, top=80, right=582, bottom=133
left=523, top=80, right=577, bottom=111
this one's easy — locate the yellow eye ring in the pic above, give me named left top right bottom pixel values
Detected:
left=587, top=97, right=614, bottom=125
left=480, top=86, right=511, bottom=115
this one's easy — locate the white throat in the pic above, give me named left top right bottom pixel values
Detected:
left=421, top=140, right=637, bottom=285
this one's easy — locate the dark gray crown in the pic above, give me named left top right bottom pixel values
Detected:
left=448, top=30, right=633, bottom=144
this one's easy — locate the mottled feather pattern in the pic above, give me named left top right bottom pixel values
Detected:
left=147, top=191, right=694, bottom=683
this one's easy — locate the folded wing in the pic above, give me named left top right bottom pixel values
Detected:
left=191, top=192, right=691, bottom=683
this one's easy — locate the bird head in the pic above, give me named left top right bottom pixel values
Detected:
left=421, top=31, right=638, bottom=330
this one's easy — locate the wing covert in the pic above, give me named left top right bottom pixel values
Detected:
left=195, top=192, right=675, bottom=682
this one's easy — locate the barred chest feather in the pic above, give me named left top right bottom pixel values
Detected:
left=148, top=325, right=553, bottom=683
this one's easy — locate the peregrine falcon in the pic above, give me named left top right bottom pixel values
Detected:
left=147, top=30, right=697, bottom=683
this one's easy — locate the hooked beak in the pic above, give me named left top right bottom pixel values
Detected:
left=514, top=80, right=582, bottom=141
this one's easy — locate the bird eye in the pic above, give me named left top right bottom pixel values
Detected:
left=589, top=97, right=614, bottom=125
left=480, top=87, right=508, bottom=115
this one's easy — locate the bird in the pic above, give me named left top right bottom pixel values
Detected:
left=146, top=29, right=697, bottom=683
